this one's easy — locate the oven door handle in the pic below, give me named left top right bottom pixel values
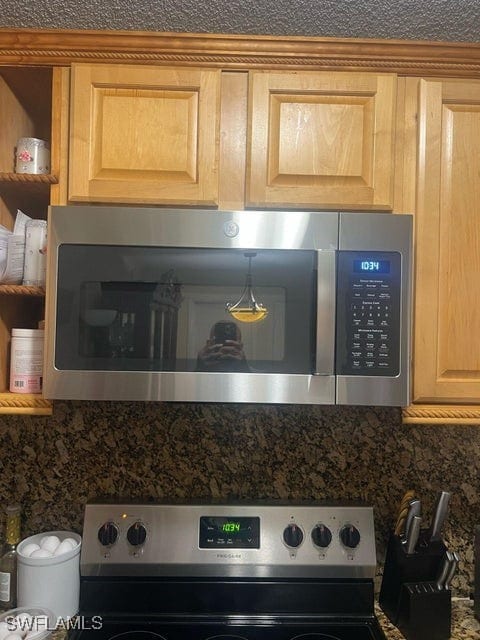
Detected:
left=314, top=250, right=336, bottom=375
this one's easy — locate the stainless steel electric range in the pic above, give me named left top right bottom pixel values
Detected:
left=71, top=502, right=386, bottom=640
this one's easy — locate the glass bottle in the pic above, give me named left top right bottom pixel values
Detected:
left=0, top=504, right=21, bottom=611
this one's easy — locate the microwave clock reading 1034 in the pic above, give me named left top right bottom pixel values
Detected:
left=353, top=259, right=390, bottom=274
left=199, top=516, right=260, bottom=549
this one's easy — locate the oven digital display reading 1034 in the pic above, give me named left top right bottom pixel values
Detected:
left=199, top=516, right=260, bottom=549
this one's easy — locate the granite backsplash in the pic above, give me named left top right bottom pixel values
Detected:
left=0, top=402, right=478, bottom=596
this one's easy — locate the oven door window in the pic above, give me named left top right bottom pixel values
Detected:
left=55, top=245, right=316, bottom=374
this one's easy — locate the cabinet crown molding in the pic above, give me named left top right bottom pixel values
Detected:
left=1, top=28, right=480, bottom=76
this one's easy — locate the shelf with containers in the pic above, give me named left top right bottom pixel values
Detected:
left=0, top=65, right=69, bottom=415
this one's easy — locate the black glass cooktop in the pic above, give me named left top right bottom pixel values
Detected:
left=70, top=619, right=386, bottom=640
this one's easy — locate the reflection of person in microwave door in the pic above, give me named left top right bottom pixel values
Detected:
left=196, top=321, right=250, bottom=372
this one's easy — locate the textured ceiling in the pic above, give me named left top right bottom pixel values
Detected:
left=0, top=0, right=479, bottom=42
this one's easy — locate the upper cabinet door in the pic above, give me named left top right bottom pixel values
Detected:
left=247, top=71, right=397, bottom=210
left=69, top=64, right=221, bottom=205
left=414, top=79, right=480, bottom=403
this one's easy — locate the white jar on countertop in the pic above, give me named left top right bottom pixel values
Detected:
left=17, top=531, right=81, bottom=620
left=9, top=328, right=44, bottom=394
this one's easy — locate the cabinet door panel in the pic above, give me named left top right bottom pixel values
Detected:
left=69, top=64, right=220, bottom=205
left=247, top=71, right=396, bottom=209
left=415, top=79, right=480, bottom=402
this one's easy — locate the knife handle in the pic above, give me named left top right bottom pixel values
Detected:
left=429, top=491, right=451, bottom=542
left=394, top=490, right=416, bottom=535
left=436, top=551, right=454, bottom=590
left=394, top=506, right=409, bottom=536
left=402, top=498, right=421, bottom=543
left=405, top=515, right=422, bottom=554
left=444, top=551, right=459, bottom=590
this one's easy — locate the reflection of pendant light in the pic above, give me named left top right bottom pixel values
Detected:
left=226, top=252, right=268, bottom=323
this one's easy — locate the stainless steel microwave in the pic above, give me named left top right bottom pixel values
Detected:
left=44, top=207, right=412, bottom=406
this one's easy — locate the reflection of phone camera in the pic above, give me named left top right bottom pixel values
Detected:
left=224, top=324, right=236, bottom=340
left=214, top=321, right=236, bottom=344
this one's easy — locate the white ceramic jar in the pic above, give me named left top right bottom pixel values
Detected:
left=17, top=531, right=81, bottom=620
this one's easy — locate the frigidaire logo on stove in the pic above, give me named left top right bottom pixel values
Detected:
left=216, top=553, right=242, bottom=559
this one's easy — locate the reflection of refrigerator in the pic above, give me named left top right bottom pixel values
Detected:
left=150, top=270, right=183, bottom=370
left=79, top=274, right=183, bottom=368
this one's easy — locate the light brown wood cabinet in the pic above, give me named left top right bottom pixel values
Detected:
left=0, top=66, right=69, bottom=415
left=69, top=65, right=398, bottom=212
left=410, top=78, right=480, bottom=411
left=247, top=71, right=397, bottom=210
left=69, top=64, right=221, bottom=206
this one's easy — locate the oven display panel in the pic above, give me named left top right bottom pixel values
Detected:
left=199, top=516, right=260, bottom=549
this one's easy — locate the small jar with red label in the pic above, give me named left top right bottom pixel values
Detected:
left=9, top=328, right=44, bottom=393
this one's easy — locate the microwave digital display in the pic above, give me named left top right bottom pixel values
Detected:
left=353, top=259, right=390, bottom=274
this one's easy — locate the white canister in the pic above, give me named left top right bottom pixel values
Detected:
left=23, top=219, right=47, bottom=287
left=15, top=138, right=50, bottom=174
left=9, top=328, right=44, bottom=394
left=17, top=531, right=81, bottom=620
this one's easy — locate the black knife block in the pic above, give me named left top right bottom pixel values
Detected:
left=396, top=582, right=451, bottom=640
left=379, top=530, right=449, bottom=630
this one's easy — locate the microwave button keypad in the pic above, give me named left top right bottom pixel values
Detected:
left=336, top=252, right=401, bottom=377
left=347, top=280, right=394, bottom=372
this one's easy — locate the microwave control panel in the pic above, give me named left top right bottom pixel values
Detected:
left=335, top=251, right=401, bottom=377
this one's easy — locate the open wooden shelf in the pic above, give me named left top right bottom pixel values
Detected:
left=0, top=172, right=58, bottom=184
left=0, top=67, right=71, bottom=417
left=0, top=391, right=52, bottom=415
left=0, top=284, right=50, bottom=415
left=0, top=283, right=50, bottom=415
left=0, top=284, right=45, bottom=296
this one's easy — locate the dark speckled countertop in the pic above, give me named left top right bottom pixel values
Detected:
left=376, top=598, right=480, bottom=639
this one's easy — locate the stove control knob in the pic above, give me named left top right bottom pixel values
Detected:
left=283, top=523, right=304, bottom=548
left=97, top=521, right=119, bottom=547
left=340, top=524, right=361, bottom=549
left=127, top=521, right=147, bottom=546
left=311, top=524, right=332, bottom=548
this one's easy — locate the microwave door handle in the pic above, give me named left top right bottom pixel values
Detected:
left=314, top=250, right=336, bottom=375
